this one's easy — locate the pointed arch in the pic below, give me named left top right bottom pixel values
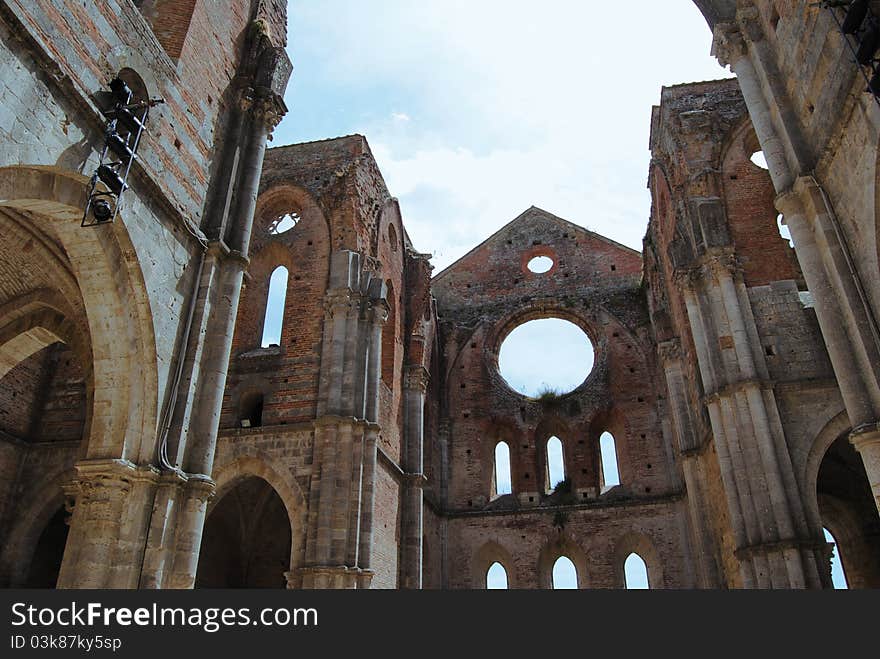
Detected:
left=260, top=265, right=288, bottom=347
left=0, top=165, right=159, bottom=463
left=537, top=537, right=588, bottom=589
left=492, top=441, right=512, bottom=498
left=599, top=431, right=620, bottom=489
left=546, top=435, right=566, bottom=491
left=473, top=540, right=517, bottom=589
left=209, top=454, right=308, bottom=588
left=613, top=531, right=665, bottom=589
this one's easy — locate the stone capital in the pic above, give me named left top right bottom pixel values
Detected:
left=850, top=424, right=880, bottom=452
left=404, top=365, right=430, bottom=393
left=711, top=22, right=748, bottom=68
left=703, top=250, right=740, bottom=280
left=251, top=91, right=287, bottom=133
left=657, top=339, right=682, bottom=364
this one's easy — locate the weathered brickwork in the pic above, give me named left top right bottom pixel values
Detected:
left=2, top=1, right=879, bottom=590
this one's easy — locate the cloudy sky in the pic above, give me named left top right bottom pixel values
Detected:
left=274, top=1, right=732, bottom=272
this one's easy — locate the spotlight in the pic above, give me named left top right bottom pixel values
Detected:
left=108, top=77, right=132, bottom=105
left=91, top=198, right=113, bottom=223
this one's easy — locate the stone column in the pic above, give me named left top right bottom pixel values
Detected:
left=56, top=460, right=134, bottom=588
left=658, top=339, right=720, bottom=588
left=143, top=92, right=285, bottom=590
left=851, top=426, right=880, bottom=515
left=301, top=257, right=386, bottom=589
left=676, top=254, right=817, bottom=588
left=400, top=366, right=428, bottom=589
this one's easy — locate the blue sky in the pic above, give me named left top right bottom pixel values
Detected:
left=270, top=2, right=737, bottom=591
left=275, top=1, right=732, bottom=271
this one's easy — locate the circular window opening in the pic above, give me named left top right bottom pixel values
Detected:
left=527, top=256, right=554, bottom=274
left=498, top=318, right=594, bottom=398
left=269, top=212, right=300, bottom=235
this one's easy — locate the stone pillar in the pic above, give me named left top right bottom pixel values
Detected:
left=301, top=255, right=386, bottom=589
left=400, top=366, right=428, bottom=589
left=56, top=460, right=136, bottom=588
left=676, top=254, right=818, bottom=588
left=658, top=339, right=720, bottom=588
left=715, top=18, right=880, bottom=527
left=142, top=90, right=285, bottom=590
left=850, top=426, right=880, bottom=515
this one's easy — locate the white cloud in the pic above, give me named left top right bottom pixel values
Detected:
left=284, top=1, right=731, bottom=270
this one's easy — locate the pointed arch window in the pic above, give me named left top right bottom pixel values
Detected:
left=486, top=562, right=508, bottom=589
left=261, top=266, right=288, bottom=347
left=493, top=441, right=512, bottom=498
left=624, top=553, right=649, bottom=589
left=546, top=436, right=565, bottom=491
left=600, top=431, right=620, bottom=489
left=823, top=528, right=848, bottom=589
left=552, top=556, right=577, bottom=589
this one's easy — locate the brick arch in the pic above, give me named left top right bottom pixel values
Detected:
left=472, top=540, right=517, bottom=589
left=480, top=417, right=521, bottom=499
left=209, top=454, right=307, bottom=587
left=487, top=301, right=605, bottom=400
left=612, top=531, right=665, bottom=588
left=536, top=534, right=590, bottom=589
left=255, top=183, right=331, bottom=246
left=0, top=166, right=159, bottom=464
left=720, top=118, right=801, bottom=287
left=533, top=415, right=576, bottom=493
left=0, top=467, right=76, bottom=587
left=590, top=408, right=631, bottom=491
left=373, top=197, right=405, bottom=259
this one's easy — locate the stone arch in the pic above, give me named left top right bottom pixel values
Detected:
left=472, top=540, right=517, bottom=589
left=209, top=455, right=307, bottom=587
left=0, top=307, right=74, bottom=379
left=536, top=535, right=589, bottom=589
left=612, top=531, right=665, bottom=589
left=803, top=409, right=852, bottom=532
left=0, top=467, right=76, bottom=587
left=255, top=183, right=332, bottom=250
left=0, top=166, right=159, bottom=464
left=818, top=493, right=879, bottom=589
left=805, top=409, right=880, bottom=588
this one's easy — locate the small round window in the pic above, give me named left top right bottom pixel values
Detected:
left=269, top=212, right=300, bottom=235
left=498, top=318, right=594, bottom=398
left=527, top=256, right=554, bottom=274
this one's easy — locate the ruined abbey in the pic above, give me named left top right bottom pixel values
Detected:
left=0, top=1, right=878, bottom=590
